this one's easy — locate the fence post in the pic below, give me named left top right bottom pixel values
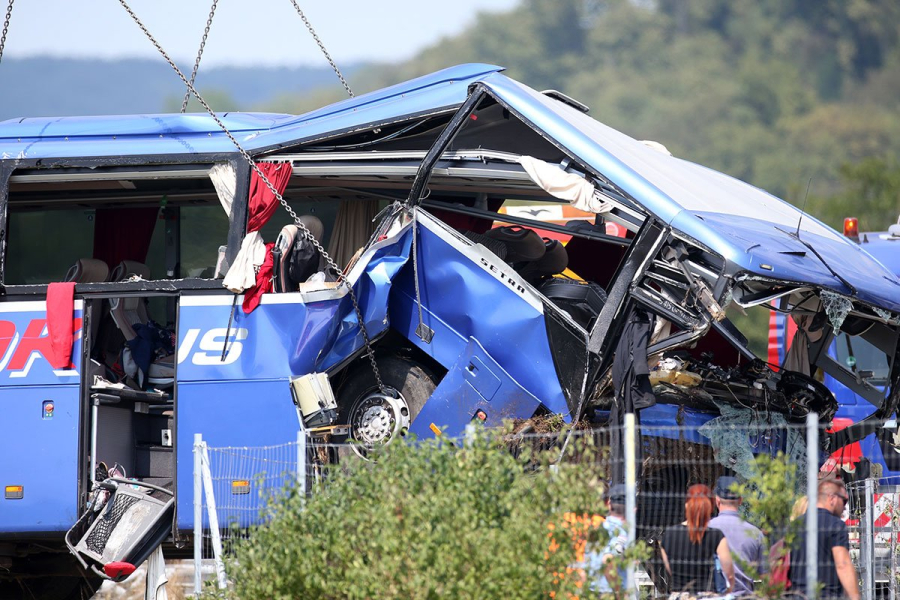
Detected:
left=863, top=478, right=876, bottom=600
left=624, top=413, right=637, bottom=599
left=297, top=429, right=307, bottom=498
left=193, top=433, right=203, bottom=596
left=891, top=497, right=897, bottom=600
left=199, top=443, right=228, bottom=589
left=806, top=413, right=818, bottom=598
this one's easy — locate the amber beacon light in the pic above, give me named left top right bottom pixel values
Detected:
left=843, top=217, right=859, bottom=240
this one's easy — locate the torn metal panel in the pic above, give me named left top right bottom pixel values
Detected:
left=408, top=336, right=543, bottom=438
left=389, top=210, right=570, bottom=419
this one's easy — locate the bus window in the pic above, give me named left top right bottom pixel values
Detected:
left=6, top=209, right=97, bottom=284
left=4, top=168, right=228, bottom=284
left=181, top=205, right=230, bottom=278
left=834, top=333, right=890, bottom=385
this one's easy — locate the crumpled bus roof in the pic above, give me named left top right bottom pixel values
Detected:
left=2, top=63, right=899, bottom=312
left=0, top=63, right=503, bottom=159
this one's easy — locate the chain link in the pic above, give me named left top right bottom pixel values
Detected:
left=0, top=0, right=15, bottom=65
left=287, top=0, right=353, bottom=98
left=117, top=0, right=387, bottom=394
left=181, top=0, right=219, bottom=113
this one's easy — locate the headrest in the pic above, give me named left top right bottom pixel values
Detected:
left=519, top=238, right=568, bottom=284
left=298, top=215, right=324, bottom=243
left=273, top=222, right=323, bottom=293
left=484, top=226, right=546, bottom=263
left=110, top=260, right=150, bottom=282
left=65, top=258, right=109, bottom=284
left=463, top=230, right=508, bottom=261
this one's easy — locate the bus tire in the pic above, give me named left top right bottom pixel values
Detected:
left=336, top=355, right=436, bottom=447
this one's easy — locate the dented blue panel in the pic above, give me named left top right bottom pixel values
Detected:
left=410, top=337, right=542, bottom=438
left=390, top=213, right=569, bottom=419
left=317, top=231, right=413, bottom=372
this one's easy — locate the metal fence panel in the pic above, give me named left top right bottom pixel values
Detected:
left=193, top=420, right=897, bottom=599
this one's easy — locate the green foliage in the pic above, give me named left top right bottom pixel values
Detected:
left=260, top=0, right=900, bottom=228
left=808, top=156, right=900, bottom=232
left=725, top=304, right=772, bottom=361
left=209, top=428, right=627, bottom=600
left=162, top=88, right=239, bottom=113
left=733, top=453, right=804, bottom=600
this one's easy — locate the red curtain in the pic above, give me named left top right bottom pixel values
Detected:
left=93, top=207, right=159, bottom=269
left=247, top=163, right=292, bottom=232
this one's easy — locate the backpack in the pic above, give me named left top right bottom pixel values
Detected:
left=768, top=539, right=792, bottom=590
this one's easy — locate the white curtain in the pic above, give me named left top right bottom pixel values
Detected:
left=209, top=163, right=267, bottom=293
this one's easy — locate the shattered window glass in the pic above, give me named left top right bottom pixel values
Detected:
left=820, top=290, right=853, bottom=331
left=699, top=402, right=808, bottom=494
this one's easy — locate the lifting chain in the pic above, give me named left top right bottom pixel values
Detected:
left=117, top=0, right=388, bottom=395
left=286, top=0, right=354, bottom=98
left=181, top=0, right=219, bottom=113
left=0, top=0, right=15, bottom=65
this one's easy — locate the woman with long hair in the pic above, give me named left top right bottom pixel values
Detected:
left=660, top=484, right=735, bottom=594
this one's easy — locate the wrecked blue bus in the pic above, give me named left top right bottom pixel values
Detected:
left=1, top=64, right=900, bottom=598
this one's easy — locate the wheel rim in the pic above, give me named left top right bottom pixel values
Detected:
left=349, top=388, right=410, bottom=447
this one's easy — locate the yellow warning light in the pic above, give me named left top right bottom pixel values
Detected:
left=429, top=423, right=442, bottom=436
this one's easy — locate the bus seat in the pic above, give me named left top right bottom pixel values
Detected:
left=65, top=259, right=110, bottom=344
left=65, top=258, right=109, bottom=283
left=109, top=262, right=151, bottom=341
left=272, top=216, right=324, bottom=293
left=109, top=260, right=150, bottom=282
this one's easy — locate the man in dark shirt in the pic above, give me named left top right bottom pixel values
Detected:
left=789, top=479, right=860, bottom=599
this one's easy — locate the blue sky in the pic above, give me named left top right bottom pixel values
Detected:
left=2, top=0, right=519, bottom=67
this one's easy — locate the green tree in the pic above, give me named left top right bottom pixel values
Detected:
left=258, top=0, right=900, bottom=226
left=808, top=156, right=900, bottom=232
left=210, top=428, right=639, bottom=600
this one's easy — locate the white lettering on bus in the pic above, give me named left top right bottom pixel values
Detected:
left=190, top=328, right=249, bottom=366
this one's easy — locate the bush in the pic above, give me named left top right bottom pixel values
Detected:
left=209, top=427, right=623, bottom=600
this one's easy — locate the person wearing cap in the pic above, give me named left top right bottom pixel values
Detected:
left=708, top=476, right=765, bottom=595
left=583, top=483, right=629, bottom=595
